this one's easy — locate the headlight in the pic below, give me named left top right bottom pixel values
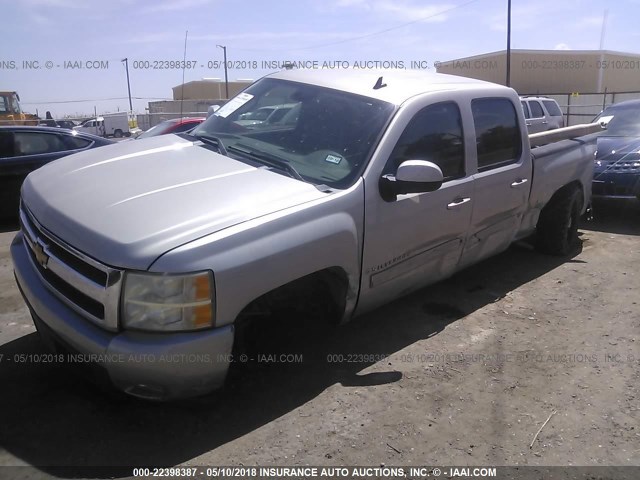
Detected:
left=122, top=271, right=214, bottom=331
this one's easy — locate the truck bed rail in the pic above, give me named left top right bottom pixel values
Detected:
left=529, top=123, right=603, bottom=147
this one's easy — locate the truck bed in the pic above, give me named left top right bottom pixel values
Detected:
left=519, top=132, right=599, bottom=238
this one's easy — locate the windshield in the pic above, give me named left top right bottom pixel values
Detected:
left=191, top=78, right=395, bottom=188
left=594, top=106, right=640, bottom=137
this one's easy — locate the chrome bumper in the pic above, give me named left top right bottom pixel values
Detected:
left=11, top=233, right=234, bottom=400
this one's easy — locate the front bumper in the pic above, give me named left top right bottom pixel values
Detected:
left=592, top=172, right=640, bottom=199
left=11, top=232, right=234, bottom=400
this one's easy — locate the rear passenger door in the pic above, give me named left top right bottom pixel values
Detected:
left=459, top=97, right=531, bottom=267
left=8, top=131, right=93, bottom=174
left=525, top=100, right=547, bottom=133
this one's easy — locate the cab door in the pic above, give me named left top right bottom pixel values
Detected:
left=459, top=97, right=531, bottom=268
left=357, top=99, right=474, bottom=315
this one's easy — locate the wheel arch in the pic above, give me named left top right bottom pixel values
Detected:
left=234, top=265, right=351, bottom=325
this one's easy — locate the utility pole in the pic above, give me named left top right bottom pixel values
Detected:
left=506, top=0, right=512, bottom=87
left=121, top=58, right=133, bottom=111
left=217, top=45, right=229, bottom=99
left=597, top=9, right=608, bottom=93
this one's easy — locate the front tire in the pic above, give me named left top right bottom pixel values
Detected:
left=536, top=187, right=582, bottom=256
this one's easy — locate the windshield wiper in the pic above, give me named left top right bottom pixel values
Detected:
left=227, top=145, right=304, bottom=181
left=192, top=133, right=228, bottom=156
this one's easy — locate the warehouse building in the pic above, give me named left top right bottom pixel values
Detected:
left=143, top=78, right=252, bottom=128
left=171, top=79, right=252, bottom=101
left=436, top=49, right=640, bottom=124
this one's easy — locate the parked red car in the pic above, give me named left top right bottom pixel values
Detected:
left=137, top=117, right=205, bottom=139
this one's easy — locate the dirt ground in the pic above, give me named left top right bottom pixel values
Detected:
left=0, top=201, right=638, bottom=477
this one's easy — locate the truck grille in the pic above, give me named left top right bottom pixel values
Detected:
left=601, top=161, right=640, bottom=173
left=19, top=205, right=122, bottom=331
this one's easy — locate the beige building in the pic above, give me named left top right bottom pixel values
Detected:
left=436, top=49, right=640, bottom=94
left=172, top=79, right=252, bottom=101
left=144, top=79, right=253, bottom=128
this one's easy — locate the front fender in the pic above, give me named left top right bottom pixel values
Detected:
left=150, top=181, right=365, bottom=327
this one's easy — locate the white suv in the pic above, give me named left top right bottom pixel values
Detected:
left=520, top=96, right=565, bottom=133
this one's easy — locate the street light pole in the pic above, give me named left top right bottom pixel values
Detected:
left=506, top=0, right=512, bottom=87
left=217, top=45, right=229, bottom=99
left=121, top=57, right=133, bottom=111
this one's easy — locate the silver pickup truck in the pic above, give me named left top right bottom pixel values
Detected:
left=12, top=70, right=596, bottom=400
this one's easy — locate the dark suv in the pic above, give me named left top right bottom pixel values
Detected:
left=592, top=99, right=640, bottom=201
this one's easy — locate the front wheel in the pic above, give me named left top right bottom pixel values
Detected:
left=536, top=187, right=582, bottom=256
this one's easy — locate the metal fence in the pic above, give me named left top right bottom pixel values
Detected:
left=523, top=91, right=640, bottom=126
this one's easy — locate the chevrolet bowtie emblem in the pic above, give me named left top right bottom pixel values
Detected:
left=33, top=240, right=49, bottom=269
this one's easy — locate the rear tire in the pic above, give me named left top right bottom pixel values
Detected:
left=114, top=129, right=123, bottom=138
left=536, top=187, right=582, bottom=256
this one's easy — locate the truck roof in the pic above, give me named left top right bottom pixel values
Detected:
left=266, top=69, right=506, bottom=105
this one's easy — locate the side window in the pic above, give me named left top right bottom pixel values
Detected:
left=387, top=102, right=465, bottom=181
left=472, top=98, right=522, bottom=172
left=0, top=131, right=16, bottom=157
left=64, top=135, right=92, bottom=149
left=521, top=101, right=530, bottom=119
left=542, top=100, right=562, bottom=117
left=10, top=95, right=21, bottom=113
left=14, top=132, right=69, bottom=156
left=0, top=97, right=8, bottom=113
left=529, top=101, right=544, bottom=118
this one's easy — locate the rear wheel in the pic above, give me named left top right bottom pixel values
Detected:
left=536, top=187, right=582, bottom=256
left=114, top=129, right=123, bottom=138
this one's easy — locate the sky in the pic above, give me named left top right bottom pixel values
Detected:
left=1, top=0, right=639, bottom=117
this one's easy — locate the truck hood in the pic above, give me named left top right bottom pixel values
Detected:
left=21, top=134, right=328, bottom=269
left=595, top=136, right=640, bottom=162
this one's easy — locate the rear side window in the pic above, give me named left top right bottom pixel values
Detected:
left=387, top=101, right=465, bottom=181
left=472, top=98, right=522, bottom=172
left=542, top=100, right=562, bottom=117
left=13, top=132, right=69, bottom=156
left=64, top=135, right=92, bottom=149
left=528, top=101, right=544, bottom=118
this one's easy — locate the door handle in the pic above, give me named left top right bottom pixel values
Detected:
left=447, top=197, right=471, bottom=209
left=511, top=178, right=528, bottom=187
left=525, top=122, right=532, bottom=126
left=541, top=121, right=548, bottom=124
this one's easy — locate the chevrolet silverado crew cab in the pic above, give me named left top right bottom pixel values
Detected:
left=12, top=70, right=597, bottom=400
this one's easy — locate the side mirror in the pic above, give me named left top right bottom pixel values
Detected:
left=597, top=115, right=613, bottom=129
left=379, top=160, right=444, bottom=202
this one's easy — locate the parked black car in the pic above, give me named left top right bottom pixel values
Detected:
left=0, top=126, right=113, bottom=219
left=593, top=100, right=640, bottom=201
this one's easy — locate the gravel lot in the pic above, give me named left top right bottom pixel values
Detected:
left=0, top=201, right=638, bottom=476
